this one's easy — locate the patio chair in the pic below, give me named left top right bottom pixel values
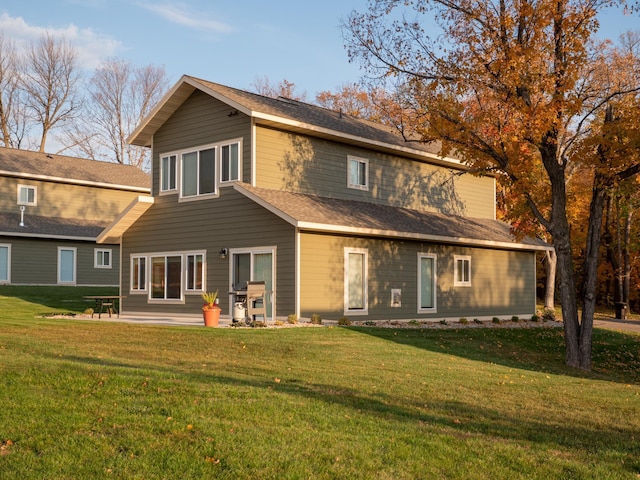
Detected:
left=246, top=281, right=267, bottom=322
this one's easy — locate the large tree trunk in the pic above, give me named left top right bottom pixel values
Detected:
left=580, top=176, right=609, bottom=371
left=544, top=248, right=557, bottom=310
left=623, top=211, right=632, bottom=304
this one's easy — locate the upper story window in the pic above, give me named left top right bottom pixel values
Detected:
left=347, top=156, right=369, bottom=191
left=221, top=141, right=240, bottom=182
left=159, top=139, right=241, bottom=200
left=160, top=154, right=177, bottom=192
left=18, top=185, right=37, bottom=206
left=454, top=255, right=471, bottom=287
left=182, top=147, right=216, bottom=198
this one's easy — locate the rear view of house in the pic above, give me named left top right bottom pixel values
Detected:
left=101, top=75, right=549, bottom=321
left=0, top=147, right=150, bottom=286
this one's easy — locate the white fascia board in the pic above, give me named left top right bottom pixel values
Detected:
left=233, top=184, right=551, bottom=252
left=97, top=195, right=154, bottom=244
left=0, top=231, right=97, bottom=241
left=295, top=221, right=552, bottom=252
left=0, top=170, right=150, bottom=193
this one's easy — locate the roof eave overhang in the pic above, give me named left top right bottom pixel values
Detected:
left=97, top=195, right=154, bottom=244
left=0, top=231, right=97, bottom=241
left=0, top=169, right=150, bottom=192
left=129, top=76, right=467, bottom=170
left=233, top=184, right=551, bottom=252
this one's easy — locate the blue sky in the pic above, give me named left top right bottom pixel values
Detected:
left=1, top=1, right=638, bottom=97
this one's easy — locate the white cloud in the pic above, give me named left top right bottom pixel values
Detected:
left=137, top=2, right=233, bottom=33
left=0, top=12, right=122, bottom=70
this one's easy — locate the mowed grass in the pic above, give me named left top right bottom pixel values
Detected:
left=0, top=287, right=639, bottom=479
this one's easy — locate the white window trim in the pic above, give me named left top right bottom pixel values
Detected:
left=417, top=253, right=437, bottom=313
left=17, top=184, right=37, bottom=206
left=159, top=153, right=178, bottom=194
left=219, top=138, right=243, bottom=184
left=179, top=144, right=218, bottom=201
left=133, top=250, right=207, bottom=303
left=0, top=244, right=11, bottom=284
left=130, top=255, right=147, bottom=293
left=159, top=138, right=242, bottom=201
left=185, top=252, right=207, bottom=293
left=94, top=248, right=112, bottom=269
left=454, top=255, right=472, bottom=287
left=347, top=155, right=369, bottom=191
left=344, top=247, right=368, bottom=315
left=57, top=247, right=77, bottom=285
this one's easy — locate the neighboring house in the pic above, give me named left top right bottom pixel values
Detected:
left=101, top=75, right=550, bottom=321
left=0, top=147, right=150, bottom=286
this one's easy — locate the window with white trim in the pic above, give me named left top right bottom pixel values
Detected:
left=347, top=156, right=369, bottom=190
left=418, top=253, right=437, bottom=312
left=181, top=147, right=216, bottom=198
left=454, top=255, right=471, bottom=287
left=185, top=253, right=205, bottom=292
left=95, top=249, right=112, bottom=269
left=18, top=185, right=37, bottom=205
left=0, top=244, right=10, bottom=283
left=220, top=141, right=240, bottom=182
left=131, top=256, right=147, bottom=292
left=345, top=248, right=368, bottom=314
left=160, top=154, right=177, bottom=192
left=58, top=247, right=76, bottom=285
left=151, top=254, right=183, bottom=300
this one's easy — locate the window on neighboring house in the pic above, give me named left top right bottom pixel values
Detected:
left=418, top=253, right=437, bottom=312
left=131, top=256, right=147, bottom=292
left=454, top=255, right=471, bottom=287
left=347, top=156, right=369, bottom=190
left=0, top=244, right=10, bottom=283
left=181, top=147, right=216, bottom=198
left=150, top=255, right=182, bottom=300
left=345, top=248, right=368, bottom=314
left=186, top=253, right=205, bottom=291
left=220, top=141, right=240, bottom=182
left=58, top=247, right=76, bottom=284
left=18, top=185, right=37, bottom=205
left=95, top=249, right=112, bottom=269
left=160, top=154, right=177, bottom=192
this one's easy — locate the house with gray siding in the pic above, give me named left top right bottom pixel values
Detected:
left=101, top=75, right=550, bottom=321
left=0, top=147, right=150, bottom=286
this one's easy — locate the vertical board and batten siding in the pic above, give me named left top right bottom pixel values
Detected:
left=121, top=188, right=296, bottom=316
left=255, top=126, right=496, bottom=219
left=2, top=236, right=119, bottom=285
left=151, top=90, right=253, bottom=196
left=0, top=176, right=142, bottom=221
left=299, top=232, right=536, bottom=321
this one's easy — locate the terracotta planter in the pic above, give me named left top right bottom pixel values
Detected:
left=203, top=307, right=221, bottom=327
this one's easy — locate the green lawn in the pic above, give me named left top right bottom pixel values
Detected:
left=1, top=286, right=639, bottom=479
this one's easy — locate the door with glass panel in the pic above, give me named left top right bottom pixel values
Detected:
left=231, top=249, right=274, bottom=319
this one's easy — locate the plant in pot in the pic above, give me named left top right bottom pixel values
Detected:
left=201, top=290, right=221, bottom=327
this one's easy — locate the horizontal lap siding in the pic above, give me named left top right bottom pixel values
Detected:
left=2, top=236, right=119, bottom=285
left=0, top=176, right=143, bottom=221
left=121, top=188, right=295, bottom=316
left=256, top=126, right=495, bottom=219
left=299, top=232, right=536, bottom=321
left=152, top=90, right=252, bottom=196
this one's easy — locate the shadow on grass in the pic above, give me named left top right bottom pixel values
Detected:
left=48, top=351, right=640, bottom=476
left=343, top=325, right=640, bottom=385
left=0, top=285, right=117, bottom=313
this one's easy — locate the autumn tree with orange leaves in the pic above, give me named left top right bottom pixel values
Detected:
left=344, top=0, right=640, bottom=370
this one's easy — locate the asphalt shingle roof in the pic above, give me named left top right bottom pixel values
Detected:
left=190, top=76, right=445, bottom=158
left=0, top=147, right=150, bottom=190
left=237, top=185, right=547, bottom=249
left=0, top=211, right=107, bottom=239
